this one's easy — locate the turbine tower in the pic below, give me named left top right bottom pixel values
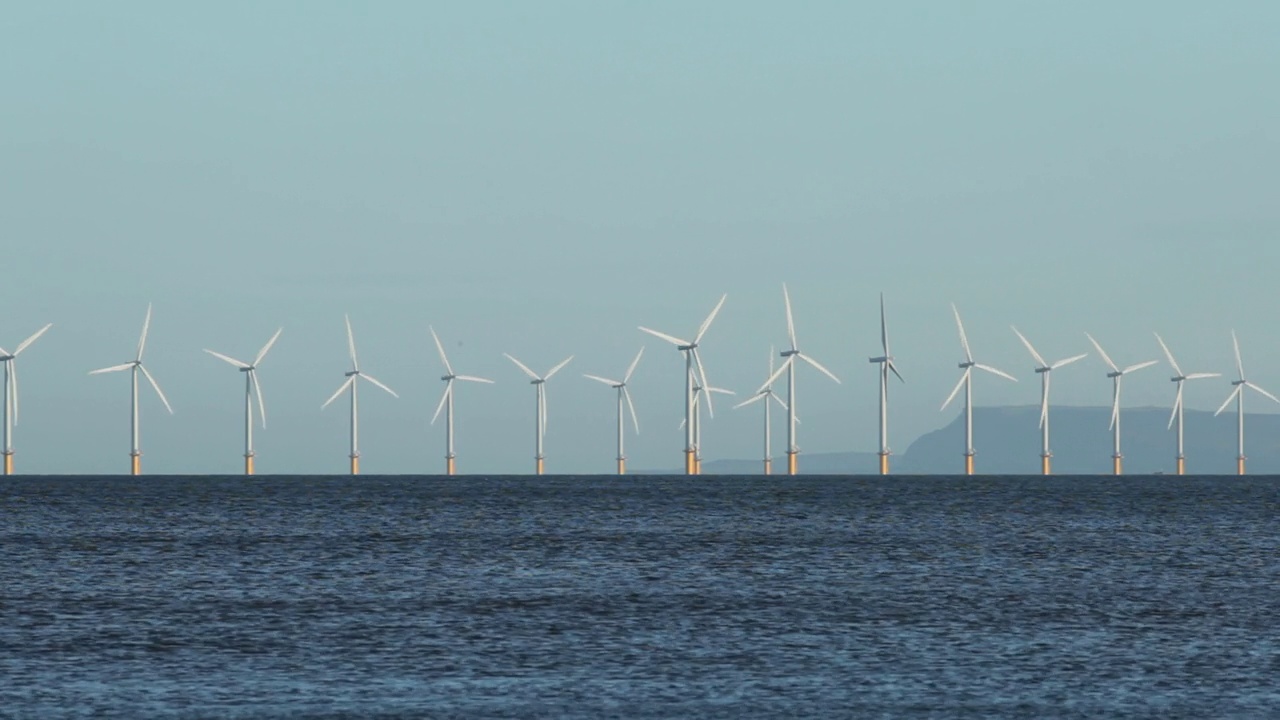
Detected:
left=941, top=304, right=1016, bottom=475
left=429, top=326, right=494, bottom=476
left=322, top=315, right=398, bottom=475
left=1214, top=331, right=1279, bottom=475
left=868, top=294, right=904, bottom=475
left=0, top=323, right=53, bottom=475
left=505, top=353, right=574, bottom=475
left=89, top=304, right=174, bottom=476
left=734, top=346, right=790, bottom=475
left=1011, top=326, right=1086, bottom=476
left=204, top=328, right=283, bottom=475
left=680, top=382, right=734, bottom=474
left=1085, top=333, right=1157, bottom=476
left=1155, top=333, right=1219, bottom=476
left=639, top=293, right=727, bottom=475
left=584, top=347, right=644, bottom=475
left=754, top=284, right=840, bottom=475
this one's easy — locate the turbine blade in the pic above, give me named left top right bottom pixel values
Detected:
left=888, top=359, right=905, bottom=384
left=204, top=349, right=250, bottom=369
left=624, top=346, right=645, bottom=383
left=8, top=359, right=18, bottom=425
left=14, top=323, right=52, bottom=356
left=1039, top=371, right=1049, bottom=429
left=1050, top=353, right=1088, bottom=370
left=755, top=356, right=791, bottom=395
left=623, top=386, right=640, bottom=435
left=1122, top=360, right=1159, bottom=374
left=429, top=326, right=453, bottom=376
left=584, top=374, right=621, bottom=387
left=1168, top=384, right=1182, bottom=431
left=454, top=375, right=494, bottom=384
left=637, top=326, right=689, bottom=347
left=952, top=304, right=972, bottom=363
left=799, top=353, right=841, bottom=384
left=544, top=355, right=574, bottom=381
left=322, top=375, right=355, bottom=409
left=135, top=303, right=153, bottom=362
left=89, top=363, right=135, bottom=375
left=1085, top=333, right=1118, bottom=373
left=941, top=369, right=969, bottom=411
left=251, top=370, right=267, bottom=429
left=1232, top=330, right=1245, bottom=380
left=504, top=353, right=540, bottom=380
left=1184, top=372, right=1221, bottom=380
left=359, top=372, right=398, bottom=398
left=782, top=284, right=797, bottom=351
left=254, top=328, right=283, bottom=367
left=1109, top=379, right=1122, bottom=431
left=879, top=293, right=889, bottom=355
left=430, top=381, right=452, bottom=425
left=1245, top=382, right=1280, bottom=405
left=344, top=314, right=360, bottom=370
left=733, top=393, right=767, bottom=409
left=974, top=363, right=1017, bottom=382
left=1214, top=386, right=1241, bottom=416
left=771, top=392, right=789, bottom=411
left=1154, top=333, right=1182, bottom=377
left=540, top=384, right=549, bottom=436
left=138, top=364, right=174, bottom=414
left=693, top=293, right=728, bottom=345
left=1011, top=326, right=1047, bottom=367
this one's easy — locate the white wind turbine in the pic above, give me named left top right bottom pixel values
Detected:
left=639, top=293, right=727, bottom=475
left=941, top=304, right=1017, bottom=475
left=1085, top=333, right=1157, bottom=476
left=0, top=322, right=53, bottom=476
left=429, top=326, right=494, bottom=476
left=1214, top=331, right=1280, bottom=476
left=204, top=328, right=283, bottom=476
left=584, top=347, right=644, bottom=475
left=505, top=353, right=574, bottom=475
left=867, top=294, right=904, bottom=475
left=321, top=315, right=398, bottom=475
left=89, top=304, right=174, bottom=476
left=1011, top=326, right=1086, bottom=476
left=1154, top=333, right=1219, bottom=476
left=754, top=284, right=840, bottom=475
left=734, top=346, right=789, bottom=475
left=680, top=381, right=735, bottom=474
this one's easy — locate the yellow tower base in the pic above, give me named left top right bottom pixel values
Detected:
left=694, top=457, right=701, bottom=475
left=787, top=451, right=798, bottom=476
left=1175, top=457, right=1185, bottom=476
left=1112, top=455, right=1122, bottom=476
left=350, top=455, right=359, bottom=476
left=879, top=453, right=889, bottom=476
left=131, top=453, right=141, bottom=476
left=684, top=450, right=695, bottom=475
left=964, top=454, right=974, bottom=476
left=3, top=452, right=12, bottom=476
left=446, top=456, right=456, bottom=476
left=535, top=457, right=544, bottom=475
left=1237, top=457, right=1246, bottom=476
left=763, top=458, right=772, bottom=475
left=617, top=457, right=625, bottom=475
left=244, top=454, right=254, bottom=476
left=1041, top=455, right=1051, bottom=476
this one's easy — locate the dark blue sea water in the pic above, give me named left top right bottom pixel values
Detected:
left=2, top=475, right=1278, bottom=718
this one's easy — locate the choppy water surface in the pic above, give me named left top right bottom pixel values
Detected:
left=2, top=475, right=1278, bottom=718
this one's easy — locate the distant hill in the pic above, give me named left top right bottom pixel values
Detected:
left=645, top=406, right=1280, bottom=475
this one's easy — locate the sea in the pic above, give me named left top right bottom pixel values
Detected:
left=2, top=475, right=1277, bottom=719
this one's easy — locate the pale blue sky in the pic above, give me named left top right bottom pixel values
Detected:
left=3, top=1, right=1278, bottom=474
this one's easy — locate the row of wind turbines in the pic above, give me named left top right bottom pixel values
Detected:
left=1, top=288, right=1273, bottom=477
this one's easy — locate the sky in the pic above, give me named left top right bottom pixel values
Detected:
left=3, top=1, right=1279, bottom=474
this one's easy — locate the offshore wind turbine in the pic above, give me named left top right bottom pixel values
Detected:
left=1155, top=333, right=1219, bottom=475
left=754, top=284, right=840, bottom=475
left=321, top=315, right=398, bottom=475
left=505, top=353, right=574, bottom=475
left=639, top=293, right=727, bottom=475
left=204, top=328, right=283, bottom=476
left=1214, top=331, right=1280, bottom=475
left=940, top=304, right=1016, bottom=475
left=0, top=323, right=52, bottom=475
left=868, top=294, right=904, bottom=475
left=429, top=326, right=494, bottom=476
left=1085, top=333, right=1157, bottom=476
left=734, top=346, right=790, bottom=475
left=89, top=304, right=174, bottom=476
left=1011, top=326, right=1086, bottom=476
left=680, top=382, right=734, bottom=474
left=584, top=347, right=644, bottom=475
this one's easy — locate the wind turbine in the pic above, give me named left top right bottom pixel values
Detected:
left=1085, top=333, right=1157, bottom=476
left=505, top=353, right=574, bottom=475
left=734, top=345, right=789, bottom=475
left=1154, top=333, right=1219, bottom=476
left=1214, top=331, right=1279, bottom=475
left=680, top=381, right=735, bottom=474
left=89, top=304, right=174, bottom=476
left=868, top=294, right=904, bottom=475
left=429, top=326, right=494, bottom=476
left=0, top=322, right=52, bottom=475
left=204, top=328, right=283, bottom=476
left=1011, top=326, right=1086, bottom=476
left=754, top=284, right=840, bottom=475
left=321, top=315, right=398, bottom=475
left=639, top=293, right=727, bottom=475
left=584, top=347, right=644, bottom=475
left=940, top=304, right=1016, bottom=475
